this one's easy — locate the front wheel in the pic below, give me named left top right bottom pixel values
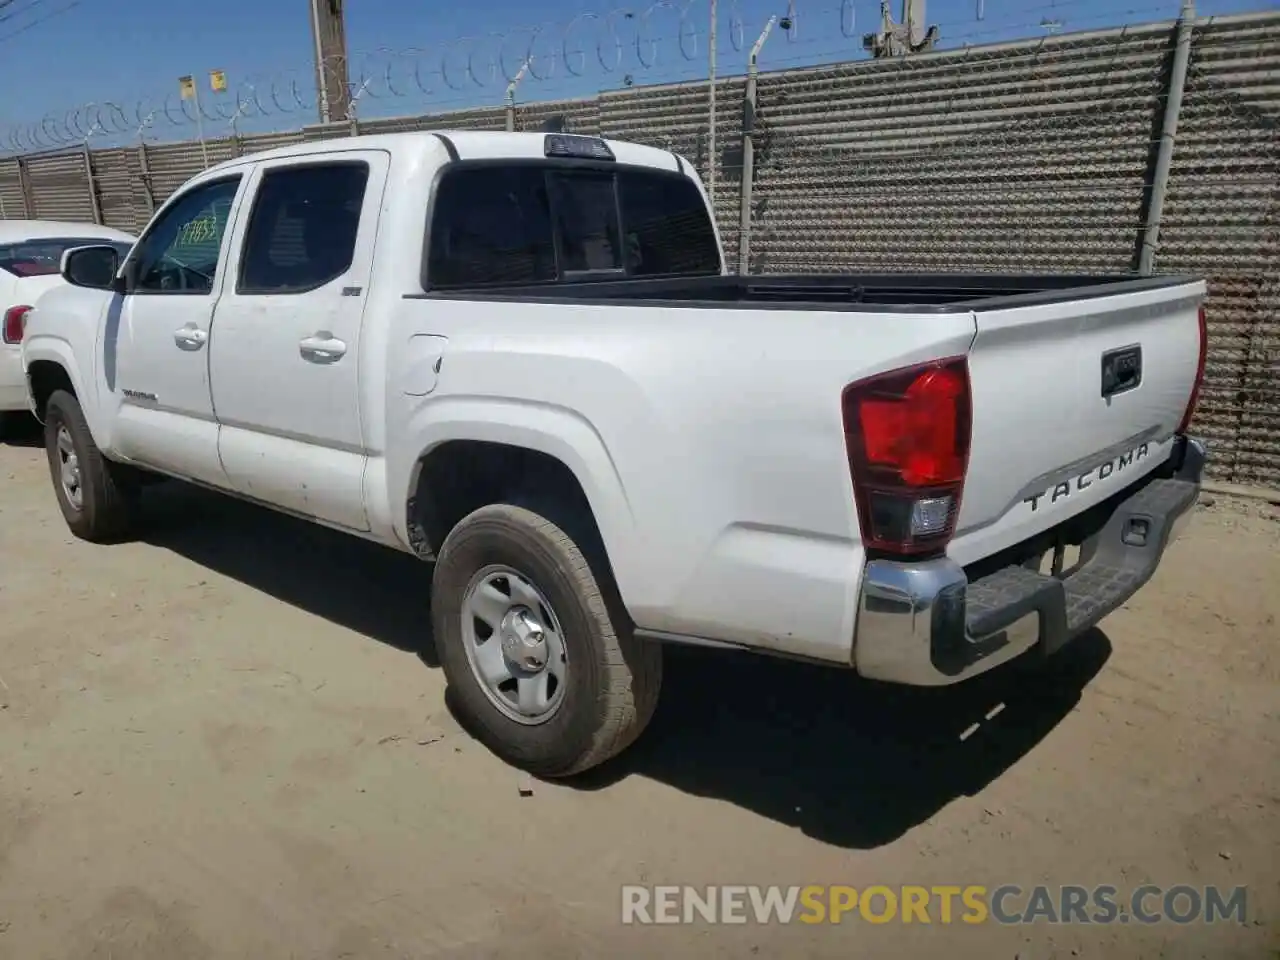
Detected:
left=432, top=502, right=662, bottom=778
left=44, top=389, right=136, bottom=542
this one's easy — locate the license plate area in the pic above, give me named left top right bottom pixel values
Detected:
left=1101, top=344, right=1143, bottom=399
left=1025, top=538, right=1084, bottom=579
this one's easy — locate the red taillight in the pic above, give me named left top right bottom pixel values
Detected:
left=1177, top=304, right=1207, bottom=435
left=842, top=356, right=972, bottom=557
left=2, top=305, right=32, bottom=344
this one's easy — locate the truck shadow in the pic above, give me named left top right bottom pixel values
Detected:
left=142, top=482, right=441, bottom=666
left=571, top=633, right=1111, bottom=848
left=0, top=412, right=44, bottom=448
left=142, top=482, right=1110, bottom=850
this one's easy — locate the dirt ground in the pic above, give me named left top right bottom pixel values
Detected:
left=0, top=420, right=1277, bottom=960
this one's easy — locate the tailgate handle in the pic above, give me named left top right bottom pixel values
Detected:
left=1100, top=345, right=1142, bottom=399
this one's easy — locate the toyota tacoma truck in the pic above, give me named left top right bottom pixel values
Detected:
left=21, top=130, right=1208, bottom=777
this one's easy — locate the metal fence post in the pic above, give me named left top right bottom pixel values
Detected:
left=16, top=156, right=33, bottom=218
left=506, top=59, right=531, bottom=132
left=708, top=0, right=718, bottom=211
left=137, top=141, right=156, bottom=222
left=1138, top=0, right=1195, bottom=275
left=738, top=16, right=777, bottom=275
left=83, top=143, right=103, bottom=225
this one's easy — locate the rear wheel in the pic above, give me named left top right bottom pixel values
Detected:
left=44, top=390, right=136, bottom=542
left=432, top=502, right=662, bottom=778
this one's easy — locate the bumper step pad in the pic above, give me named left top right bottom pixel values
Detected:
left=961, top=477, right=1199, bottom=654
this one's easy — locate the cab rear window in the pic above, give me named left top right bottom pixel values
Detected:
left=425, top=163, right=720, bottom=290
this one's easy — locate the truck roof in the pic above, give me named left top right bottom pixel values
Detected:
left=201, top=130, right=689, bottom=179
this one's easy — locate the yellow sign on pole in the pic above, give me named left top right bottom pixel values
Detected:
left=178, top=75, right=196, bottom=100
left=210, top=70, right=227, bottom=93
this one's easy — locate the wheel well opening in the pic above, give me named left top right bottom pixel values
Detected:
left=27, top=361, right=74, bottom=420
left=408, top=441, right=597, bottom=558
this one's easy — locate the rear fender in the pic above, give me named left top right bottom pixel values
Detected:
left=395, top=396, right=639, bottom=601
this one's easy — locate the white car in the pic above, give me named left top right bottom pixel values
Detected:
left=22, top=131, right=1207, bottom=777
left=0, top=220, right=135, bottom=438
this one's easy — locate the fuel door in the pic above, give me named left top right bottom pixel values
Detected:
left=402, top=334, right=449, bottom=396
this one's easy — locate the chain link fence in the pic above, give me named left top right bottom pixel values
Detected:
left=0, top=11, right=1276, bottom=486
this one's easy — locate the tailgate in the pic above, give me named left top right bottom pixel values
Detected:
left=949, top=279, right=1205, bottom=566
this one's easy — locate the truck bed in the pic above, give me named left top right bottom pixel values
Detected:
left=415, top=271, right=1199, bottom=313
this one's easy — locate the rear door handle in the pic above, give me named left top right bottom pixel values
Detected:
left=299, top=333, right=347, bottom=364
left=173, top=325, right=208, bottom=350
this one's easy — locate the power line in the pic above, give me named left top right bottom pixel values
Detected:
left=0, top=0, right=81, bottom=43
left=0, top=0, right=50, bottom=25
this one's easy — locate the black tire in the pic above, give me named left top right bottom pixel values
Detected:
left=432, top=502, right=662, bottom=778
left=44, top=389, right=136, bottom=542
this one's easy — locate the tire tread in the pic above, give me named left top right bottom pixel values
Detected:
left=434, top=502, right=661, bottom=777
left=45, top=389, right=134, bottom=542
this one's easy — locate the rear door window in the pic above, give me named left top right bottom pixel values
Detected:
left=237, top=161, right=370, bottom=294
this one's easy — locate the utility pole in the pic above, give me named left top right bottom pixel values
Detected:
left=862, top=0, right=939, bottom=58
left=309, top=0, right=351, bottom=125
left=708, top=0, right=717, bottom=209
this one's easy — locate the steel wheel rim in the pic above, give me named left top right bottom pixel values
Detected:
left=460, top=564, right=569, bottom=726
left=56, top=425, right=82, bottom=510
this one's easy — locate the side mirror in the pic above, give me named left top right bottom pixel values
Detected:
left=61, top=245, right=122, bottom=291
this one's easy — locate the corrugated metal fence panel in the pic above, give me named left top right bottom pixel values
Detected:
left=239, top=130, right=307, bottom=156
left=419, top=105, right=508, bottom=131
left=142, top=142, right=209, bottom=209
left=2, top=13, right=1276, bottom=484
left=0, top=158, right=25, bottom=219
left=1158, top=13, right=1280, bottom=485
left=131, top=134, right=299, bottom=211
left=513, top=97, right=601, bottom=135
left=598, top=78, right=745, bottom=269
left=24, top=150, right=96, bottom=222
left=356, top=106, right=507, bottom=135
left=91, top=147, right=149, bottom=234
left=749, top=23, right=1173, bottom=273
left=301, top=121, right=353, bottom=142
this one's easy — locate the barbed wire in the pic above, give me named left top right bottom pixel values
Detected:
left=2, top=0, right=765, bottom=152
left=0, top=0, right=1218, bottom=153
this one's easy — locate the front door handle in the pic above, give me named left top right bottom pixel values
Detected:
left=173, top=325, right=208, bottom=350
left=299, top=333, right=347, bottom=364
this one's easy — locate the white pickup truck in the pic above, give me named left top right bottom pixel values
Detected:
left=22, top=130, right=1208, bottom=777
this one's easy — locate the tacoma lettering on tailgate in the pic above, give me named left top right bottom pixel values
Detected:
left=1023, top=442, right=1151, bottom=512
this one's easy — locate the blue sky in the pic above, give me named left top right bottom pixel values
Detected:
left=1, top=0, right=1272, bottom=147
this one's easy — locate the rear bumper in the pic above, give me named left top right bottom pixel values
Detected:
left=854, top=435, right=1206, bottom=686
